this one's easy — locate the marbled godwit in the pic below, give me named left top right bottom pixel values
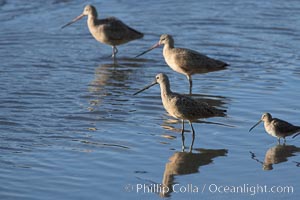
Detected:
left=62, top=5, right=143, bottom=58
left=249, top=113, right=300, bottom=143
left=136, top=34, right=228, bottom=94
left=134, top=73, right=226, bottom=151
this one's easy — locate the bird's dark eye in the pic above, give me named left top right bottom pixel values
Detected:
left=156, top=76, right=159, bottom=79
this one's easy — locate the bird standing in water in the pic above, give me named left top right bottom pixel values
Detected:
left=62, top=5, right=143, bottom=59
left=249, top=112, right=300, bottom=143
left=136, top=34, right=228, bottom=94
left=134, top=73, right=226, bottom=151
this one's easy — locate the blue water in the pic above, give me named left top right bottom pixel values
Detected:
left=0, top=0, right=300, bottom=199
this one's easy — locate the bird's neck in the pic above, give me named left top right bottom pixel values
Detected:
left=163, top=42, right=174, bottom=57
left=263, top=119, right=271, bottom=128
left=87, top=15, right=97, bottom=26
left=164, top=41, right=174, bottom=49
left=265, top=117, right=272, bottom=125
left=159, top=82, right=172, bottom=99
left=163, top=44, right=174, bottom=57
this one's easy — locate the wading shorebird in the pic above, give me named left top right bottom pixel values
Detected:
left=136, top=34, right=228, bottom=94
left=62, top=5, right=143, bottom=58
left=134, top=73, right=226, bottom=151
left=249, top=113, right=300, bottom=143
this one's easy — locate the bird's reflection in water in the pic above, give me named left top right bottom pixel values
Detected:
left=160, top=148, right=228, bottom=197
left=88, top=61, right=142, bottom=107
left=161, top=94, right=229, bottom=151
left=89, top=62, right=132, bottom=94
left=250, top=144, right=300, bottom=170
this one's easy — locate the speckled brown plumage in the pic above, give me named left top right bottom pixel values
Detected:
left=249, top=113, right=300, bottom=143
left=62, top=5, right=143, bottom=58
left=134, top=73, right=226, bottom=151
left=136, top=34, right=228, bottom=94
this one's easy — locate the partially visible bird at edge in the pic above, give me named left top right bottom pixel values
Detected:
left=249, top=112, right=300, bottom=143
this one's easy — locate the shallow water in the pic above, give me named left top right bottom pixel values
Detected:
left=0, top=0, right=300, bottom=199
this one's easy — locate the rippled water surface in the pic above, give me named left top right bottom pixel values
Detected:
left=1, top=0, right=300, bottom=199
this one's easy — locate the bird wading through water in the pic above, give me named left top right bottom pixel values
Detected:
left=136, top=34, right=228, bottom=94
left=134, top=73, right=226, bottom=151
left=249, top=112, right=300, bottom=143
left=62, top=5, right=143, bottom=59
